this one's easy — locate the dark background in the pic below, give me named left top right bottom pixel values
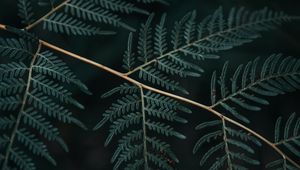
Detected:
left=1, top=0, right=300, bottom=169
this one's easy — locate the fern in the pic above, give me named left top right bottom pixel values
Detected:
left=193, top=119, right=261, bottom=169
left=210, top=54, right=300, bottom=123
left=94, top=0, right=149, bottom=14
left=64, top=0, right=135, bottom=31
left=133, top=0, right=169, bottom=5
left=273, top=113, right=300, bottom=157
left=0, top=34, right=88, bottom=169
left=17, top=0, right=169, bottom=35
left=43, top=13, right=113, bottom=35
left=1, top=1, right=300, bottom=169
left=264, top=112, right=300, bottom=170
left=17, top=0, right=34, bottom=26
left=0, top=38, right=33, bottom=60
left=94, top=83, right=189, bottom=169
left=122, top=7, right=295, bottom=95
left=266, top=158, right=298, bottom=170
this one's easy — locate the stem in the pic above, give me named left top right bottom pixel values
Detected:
left=0, top=23, right=299, bottom=168
left=39, top=40, right=300, bottom=169
left=1, top=43, right=42, bottom=170
left=139, top=86, right=149, bottom=169
left=25, top=0, right=70, bottom=30
left=222, top=118, right=233, bottom=170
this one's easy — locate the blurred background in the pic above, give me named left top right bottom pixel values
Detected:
left=0, top=0, right=300, bottom=169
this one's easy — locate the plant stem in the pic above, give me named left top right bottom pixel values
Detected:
left=0, top=23, right=299, bottom=169
left=1, top=43, right=42, bottom=170
left=25, top=0, right=70, bottom=30
left=39, top=40, right=300, bottom=169
left=222, top=118, right=233, bottom=170
left=139, top=86, right=149, bottom=169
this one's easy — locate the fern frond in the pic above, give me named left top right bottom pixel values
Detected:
left=94, top=0, right=149, bottom=14
left=138, top=14, right=154, bottom=63
left=38, top=0, right=56, bottom=7
left=32, top=50, right=90, bottom=93
left=0, top=62, right=27, bottom=81
left=266, top=158, right=298, bottom=170
left=17, top=0, right=34, bottom=25
left=133, top=0, right=169, bottom=5
left=123, top=7, right=294, bottom=94
left=273, top=113, right=300, bottom=158
left=65, top=0, right=134, bottom=31
left=0, top=116, right=15, bottom=130
left=193, top=119, right=261, bottom=169
left=139, top=66, right=188, bottom=94
left=0, top=78, right=25, bottom=97
left=0, top=96, right=22, bottom=111
left=122, top=33, right=135, bottom=71
left=0, top=37, right=88, bottom=169
left=95, top=84, right=188, bottom=169
left=9, top=148, right=35, bottom=170
left=210, top=54, right=300, bottom=123
left=16, top=129, right=56, bottom=165
left=43, top=13, right=113, bottom=36
left=36, top=0, right=167, bottom=35
left=0, top=38, right=33, bottom=60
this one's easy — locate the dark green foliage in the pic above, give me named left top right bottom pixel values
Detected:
left=17, top=0, right=34, bottom=25
left=94, top=83, right=189, bottom=169
left=210, top=54, right=300, bottom=123
left=0, top=34, right=88, bottom=170
left=40, top=0, right=168, bottom=35
left=266, top=158, right=298, bottom=170
left=43, top=13, right=113, bottom=35
left=122, top=7, right=294, bottom=94
left=133, top=0, right=168, bottom=5
left=0, top=38, right=33, bottom=60
left=3, top=1, right=300, bottom=169
left=273, top=113, right=300, bottom=158
left=64, top=0, right=135, bottom=31
left=193, top=120, right=261, bottom=169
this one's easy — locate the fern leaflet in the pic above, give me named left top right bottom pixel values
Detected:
left=0, top=34, right=88, bottom=170
left=94, top=83, right=190, bottom=169
left=31, top=0, right=168, bottom=35
left=266, top=158, right=298, bottom=170
left=17, top=0, right=34, bottom=25
left=122, top=7, right=295, bottom=95
left=273, top=113, right=300, bottom=158
left=193, top=119, right=261, bottom=169
left=210, top=54, right=300, bottom=123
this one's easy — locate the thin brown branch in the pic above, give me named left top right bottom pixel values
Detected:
left=0, top=23, right=299, bottom=168
left=1, top=42, right=42, bottom=170
left=25, top=0, right=70, bottom=30
left=139, top=86, right=149, bottom=169
left=40, top=40, right=300, bottom=169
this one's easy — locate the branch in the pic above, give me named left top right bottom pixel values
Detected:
left=25, top=0, right=70, bottom=30
left=0, top=23, right=299, bottom=168
left=39, top=38, right=300, bottom=169
left=1, top=42, right=42, bottom=170
left=139, top=86, right=149, bottom=169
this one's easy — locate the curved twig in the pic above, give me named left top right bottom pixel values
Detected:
left=25, top=0, right=70, bottom=30
left=0, top=23, right=299, bottom=168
